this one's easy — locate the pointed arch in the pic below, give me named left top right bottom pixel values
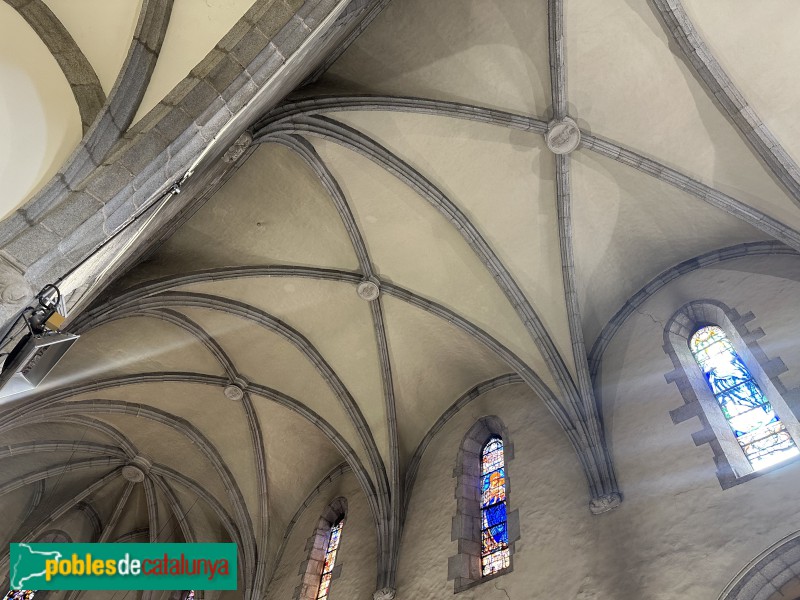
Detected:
left=294, top=497, right=349, bottom=600
left=448, top=416, right=520, bottom=593
left=663, top=300, right=800, bottom=487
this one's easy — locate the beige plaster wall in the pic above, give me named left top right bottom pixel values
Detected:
left=45, top=0, right=143, bottom=93
left=595, top=254, right=800, bottom=599
left=0, top=3, right=82, bottom=219
left=134, top=0, right=257, bottom=122
left=300, top=256, right=800, bottom=600
left=266, top=471, right=378, bottom=600
left=396, top=383, right=596, bottom=599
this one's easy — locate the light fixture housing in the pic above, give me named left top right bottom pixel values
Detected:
left=0, top=332, right=79, bottom=399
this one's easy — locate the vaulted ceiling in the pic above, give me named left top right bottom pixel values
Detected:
left=1, top=0, right=800, bottom=598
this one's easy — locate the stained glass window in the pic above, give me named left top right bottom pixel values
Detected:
left=316, top=518, right=344, bottom=599
left=185, top=592, right=195, bottom=600
left=3, top=592, right=36, bottom=600
left=480, top=436, right=509, bottom=576
left=690, top=325, right=799, bottom=469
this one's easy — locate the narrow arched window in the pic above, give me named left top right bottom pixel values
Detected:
left=316, top=518, right=344, bottom=599
left=690, top=325, right=799, bottom=469
left=480, top=436, right=509, bottom=576
left=3, top=592, right=36, bottom=599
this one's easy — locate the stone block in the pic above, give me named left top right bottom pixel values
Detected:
left=300, top=0, right=341, bottom=30
left=249, top=44, right=287, bottom=87
left=109, top=45, right=153, bottom=125
left=669, top=401, right=700, bottom=425
left=223, top=72, right=258, bottom=115
left=738, top=572, right=774, bottom=600
left=103, top=200, right=139, bottom=239
left=195, top=96, right=232, bottom=132
left=181, top=80, right=220, bottom=121
left=4, top=225, right=62, bottom=268
left=507, top=508, right=521, bottom=542
left=255, top=0, right=298, bottom=40
left=447, top=553, right=469, bottom=581
left=206, top=54, right=244, bottom=96
left=60, top=215, right=108, bottom=263
left=0, top=212, right=31, bottom=248
left=84, top=163, right=134, bottom=204
left=231, top=25, right=270, bottom=68
left=154, top=106, right=194, bottom=142
left=456, top=538, right=479, bottom=557
left=272, top=15, right=310, bottom=58
left=218, top=18, right=254, bottom=53
left=691, top=428, right=715, bottom=447
left=119, top=132, right=169, bottom=176
left=40, top=193, right=103, bottom=237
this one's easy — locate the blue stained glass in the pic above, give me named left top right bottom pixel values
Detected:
left=702, top=355, right=754, bottom=396
left=690, top=326, right=798, bottom=469
left=317, top=519, right=344, bottom=600
left=482, top=503, right=507, bottom=529
left=480, top=436, right=509, bottom=576
left=3, top=593, right=36, bottom=600
left=488, top=523, right=508, bottom=546
left=727, top=405, right=776, bottom=437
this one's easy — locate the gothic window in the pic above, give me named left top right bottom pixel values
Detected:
left=664, top=300, right=800, bottom=487
left=449, top=416, right=519, bottom=593
left=294, top=497, right=347, bottom=600
left=480, top=436, right=509, bottom=575
left=3, top=592, right=36, bottom=600
left=689, top=325, right=799, bottom=469
left=316, top=518, right=344, bottom=600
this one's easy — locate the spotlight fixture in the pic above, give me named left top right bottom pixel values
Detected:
left=0, top=284, right=79, bottom=399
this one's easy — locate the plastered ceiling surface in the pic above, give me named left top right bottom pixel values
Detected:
left=45, top=0, right=143, bottom=93
left=1, top=0, right=799, bottom=597
left=0, top=3, right=81, bottom=220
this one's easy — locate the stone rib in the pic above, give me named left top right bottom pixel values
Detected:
left=548, top=0, right=567, bottom=118
left=650, top=0, right=800, bottom=208
left=587, top=241, right=798, bottom=384
left=4, top=0, right=105, bottom=132
left=555, top=153, right=619, bottom=501
left=581, top=133, right=800, bottom=252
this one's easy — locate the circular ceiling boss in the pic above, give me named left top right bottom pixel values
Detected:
left=546, top=117, right=581, bottom=155
left=357, top=279, right=381, bottom=302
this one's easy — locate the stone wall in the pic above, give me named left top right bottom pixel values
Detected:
left=267, top=471, right=378, bottom=600
left=396, top=383, right=595, bottom=599
left=594, top=254, right=800, bottom=599
left=266, top=254, right=800, bottom=599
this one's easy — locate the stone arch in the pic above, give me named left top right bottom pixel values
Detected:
left=719, top=531, right=800, bottom=600
left=294, top=497, right=349, bottom=600
left=663, top=299, right=800, bottom=488
left=447, top=416, right=520, bottom=593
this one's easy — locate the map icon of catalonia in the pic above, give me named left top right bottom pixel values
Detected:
left=11, top=544, right=62, bottom=589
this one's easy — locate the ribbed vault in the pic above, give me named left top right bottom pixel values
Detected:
left=1, top=0, right=800, bottom=599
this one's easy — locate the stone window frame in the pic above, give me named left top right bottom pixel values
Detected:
left=448, top=416, right=520, bottom=593
left=663, top=299, right=800, bottom=488
left=294, top=497, right=348, bottom=600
